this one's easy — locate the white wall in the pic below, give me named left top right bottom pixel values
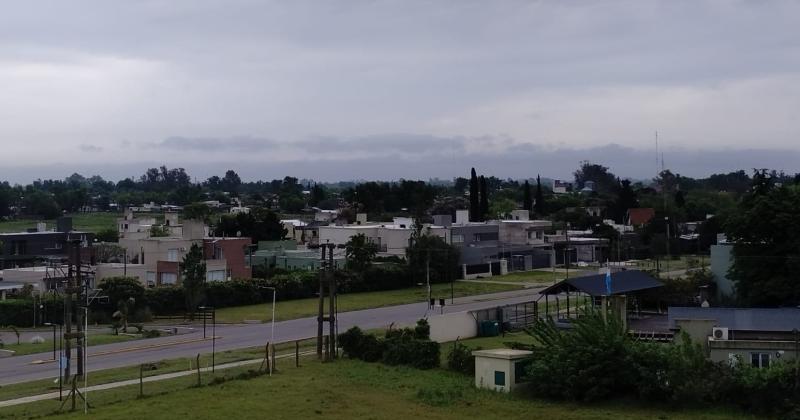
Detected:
left=427, top=311, right=478, bottom=342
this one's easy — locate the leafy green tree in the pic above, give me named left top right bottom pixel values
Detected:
left=406, top=234, right=460, bottom=284
left=214, top=207, right=287, bottom=243
left=479, top=175, right=489, bottom=221
left=95, top=228, right=119, bottom=243
left=221, top=169, right=242, bottom=193
left=674, top=190, right=686, bottom=208
left=98, top=277, right=145, bottom=311
left=490, top=198, right=516, bottom=220
left=469, top=168, right=479, bottom=222
left=180, top=243, right=206, bottom=318
left=726, top=180, right=800, bottom=306
left=574, top=161, right=618, bottom=194
left=182, top=202, right=213, bottom=223
left=149, top=225, right=170, bottom=237
left=522, top=180, right=532, bottom=212
left=534, top=174, right=545, bottom=216
left=23, top=190, right=61, bottom=218
left=345, top=233, right=379, bottom=273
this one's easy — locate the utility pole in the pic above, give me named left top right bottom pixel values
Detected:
left=426, top=249, right=431, bottom=308
left=316, top=242, right=337, bottom=361
left=665, top=216, right=671, bottom=273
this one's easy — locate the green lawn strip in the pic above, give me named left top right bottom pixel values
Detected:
left=214, top=282, right=522, bottom=323
left=0, top=340, right=316, bottom=403
left=492, top=270, right=590, bottom=284
left=1, top=333, right=137, bottom=357
left=7, top=358, right=756, bottom=420
left=0, top=212, right=161, bottom=234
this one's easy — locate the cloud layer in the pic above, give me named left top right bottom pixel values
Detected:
left=0, top=1, right=798, bottom=178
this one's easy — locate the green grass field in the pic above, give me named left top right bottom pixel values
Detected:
left=0, top=213, right=126, bottom=234
left=214, top=282, right=523, bottom=323
left=0, top=333, right=136, bottom=357
left=0, top=213, right=169, bottom=234
left=492, top=269, right=590, bottom=284
left=1, top=356, right=756, bottom=420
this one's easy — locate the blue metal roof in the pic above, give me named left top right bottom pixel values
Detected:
left=539, top=269, right=663, bottom=297
left=668, top=307, right=800, bottom=332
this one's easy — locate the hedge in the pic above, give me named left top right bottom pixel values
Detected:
left=340, top=320, right=441, bottom=370
left=0, top=299, right=64, bottom=328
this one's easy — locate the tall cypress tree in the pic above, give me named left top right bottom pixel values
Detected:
left=523, top=180, right=532, bottom=212
left=469, top=168, right=479, bottom=222
left=534, top=174, right=545, bottom=216
left=479, top=175, right=489, bottom=221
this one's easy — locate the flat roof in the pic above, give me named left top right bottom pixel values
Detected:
left=472, top=349, right=533, bottom=360
left=668, top=307, right=800, bottom=332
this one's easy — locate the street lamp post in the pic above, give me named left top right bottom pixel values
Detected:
left=44, top=322, right=58, bottom=360
left=258, top=286, right=277, bottom=375
left=198, top=306, right=216, bottom=372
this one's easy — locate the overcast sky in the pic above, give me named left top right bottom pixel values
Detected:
left=1, top=1, right=799, bottom=183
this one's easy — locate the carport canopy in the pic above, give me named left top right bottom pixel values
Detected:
left=538, top=269, right=663, bottom=298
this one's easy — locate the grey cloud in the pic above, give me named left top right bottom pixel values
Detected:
left=4, top=143, right=799, bottom=185
left=79, top=144, right=103, bottom=152
left=295, top=134, right=467, bottom=155
left=144, top=136, right=276, bottom=152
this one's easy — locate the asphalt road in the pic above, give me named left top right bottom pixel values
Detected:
left=0, top=287, right=543, bottom=387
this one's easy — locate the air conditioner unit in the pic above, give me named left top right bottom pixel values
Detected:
left=712, top=327, right=729, bottom=340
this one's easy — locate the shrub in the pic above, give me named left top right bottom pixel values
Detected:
left=447, top=341, right=477, bottom=375
left=339, top=326, right=367, bottom=359
left=0, top=299, right=64, bottom=327
left=143, top=286, right=184, bottom=314
left=519, top=311, right=800, bottom=417
left=340, top=320, right=440, bottom=369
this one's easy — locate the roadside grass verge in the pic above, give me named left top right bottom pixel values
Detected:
left=214, top=282, right=523, bottom=323
left=0, top=334, right=136, bottom=357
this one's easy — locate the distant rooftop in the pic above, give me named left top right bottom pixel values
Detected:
left=668, top=307, right=800, bottom=332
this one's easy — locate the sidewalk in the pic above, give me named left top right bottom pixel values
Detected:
left=0, top=351, right=310, bottom=408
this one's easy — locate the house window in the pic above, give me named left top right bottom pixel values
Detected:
left=206, top=270, right=226, bottom=282
left=452, top=234, right=464, bottom=244
left=751, top=353, right=770, bottom=368
left=494, top=371, right=505, bottom=386
left=160, top=272, right=177, bottom=285
left=212, top=246, right=224, bottom=260
left=474, top=232, right=498, bottom=242
left=167, top=248, right=179, bottom=262
left=146, top=272, right=156, bottom=287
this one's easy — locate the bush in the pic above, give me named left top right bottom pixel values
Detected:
left=0, top=299, right=64, bottom=327
left=447, top=341, right=477, bottom=375
left=339, top=326, right=367, bottom=359
left=143, top=286, right=184, bottom=314
left=340, top=320, right=440, bottom=369
left=519, top=311, right=800, bottom=417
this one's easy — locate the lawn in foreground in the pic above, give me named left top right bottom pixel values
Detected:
left=214, top=281, right=523, bottom=323
left=28, top=358, right=756, bottom=420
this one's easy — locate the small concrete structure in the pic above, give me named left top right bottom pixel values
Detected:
left=473, top=349, right=533, bottom=393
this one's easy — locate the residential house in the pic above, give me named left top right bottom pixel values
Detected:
left=552, top=180, right=572, bottom=194
left=0, top=218, right=94, bottom=270
left=625, top=208, right=656, bottom=228
left=669, top=307, right=800, bottom=366
left=116, top=217, right=251, bottom=287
